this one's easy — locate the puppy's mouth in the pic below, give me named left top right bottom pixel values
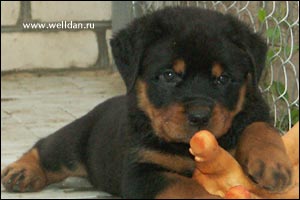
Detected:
left=149, top=100, right=235, bottom=143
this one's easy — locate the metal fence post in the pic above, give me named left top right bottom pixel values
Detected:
left=112, top=1, right=133, bottom=34
left=111, top=1, right=134, bottom=71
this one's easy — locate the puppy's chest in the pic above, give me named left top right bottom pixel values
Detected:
left=138, top=148, right=195, bottom=175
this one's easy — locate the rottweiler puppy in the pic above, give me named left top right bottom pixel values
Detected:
left=1, top=7, right=292, bottom=198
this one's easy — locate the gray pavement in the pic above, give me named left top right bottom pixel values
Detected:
left=1, top=70, right=125, bottom=199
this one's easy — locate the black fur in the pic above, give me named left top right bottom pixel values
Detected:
left=3, top=7, right=292, bottom=198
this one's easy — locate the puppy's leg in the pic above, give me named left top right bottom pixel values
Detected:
left=235, top=122, right=293, bottom=192
left=1, top=113, right=93, bottom=192
left=122, top=164, right=220, bottom=199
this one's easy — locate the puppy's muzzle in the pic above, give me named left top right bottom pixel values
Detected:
left=184, top=98, right=213, bottom=128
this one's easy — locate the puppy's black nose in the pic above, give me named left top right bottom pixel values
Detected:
left=188, top=110, right=210, bottom=127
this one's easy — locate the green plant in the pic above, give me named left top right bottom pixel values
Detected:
left=270, top=81, right=299, bottom=129
left=258, top=8, right=299, bottom=131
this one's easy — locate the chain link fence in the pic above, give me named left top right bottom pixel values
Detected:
left=131, top=1, right=299, bottom=132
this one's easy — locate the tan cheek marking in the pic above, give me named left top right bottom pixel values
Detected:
left=173, top=59, right=186, bottom=74
left=136, top=80, right=189, bottom=142
left=139, top=149, right=194, bottom=173
left=212, top=63, right=223, bottom=77
left=208, top=104, right=233, bottom=138
left=136, top=80, right=156, bottom=119
left=159, top=104, right=189, bottom=142
left=208, top=83, right=247, bottom=137
left=233, top=83, right=247, bottom=115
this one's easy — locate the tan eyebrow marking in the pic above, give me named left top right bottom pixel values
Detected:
left=173, top=59, right=186, bottom=74
left=212, top=63, right=223, bottom=77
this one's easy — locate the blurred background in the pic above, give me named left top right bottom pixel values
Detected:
left=1, top=1, right=299, bottom=199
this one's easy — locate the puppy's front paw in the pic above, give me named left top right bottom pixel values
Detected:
left=242, top=147, right=292, bottom=192
left=2, top=149, right=46, bottom=193
left=1, top=161, right=46, bottom=193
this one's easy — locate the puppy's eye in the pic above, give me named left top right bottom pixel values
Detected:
left=215, top=74, right=230, bottom=85
left=159, top=69, right=178, bottom=82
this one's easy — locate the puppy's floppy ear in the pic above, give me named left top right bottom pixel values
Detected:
left=226, top=15, right=268, bottom=86
left=239, top=33, right=267, bottom=87
left=110, top=26, right=145, bottom=93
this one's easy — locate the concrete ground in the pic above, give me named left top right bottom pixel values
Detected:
left=1, top=70, right=125, bottom=199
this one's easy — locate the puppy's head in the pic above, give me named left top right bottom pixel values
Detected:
left=111, top=7, right=267, bottom=143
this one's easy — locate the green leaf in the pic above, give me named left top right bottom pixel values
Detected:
left=270, top=81, right=289, bottom=100
left=291, top=108, right=299, bottom=125
left=266, top=27, right=280, bottom=42
left=294, top=45, right=299, bottom=53
left=266, top=49, right=275, bottom=61
left=258, top=8, right=267, bottom=23
left=285, top=45, right=299, bottom=56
